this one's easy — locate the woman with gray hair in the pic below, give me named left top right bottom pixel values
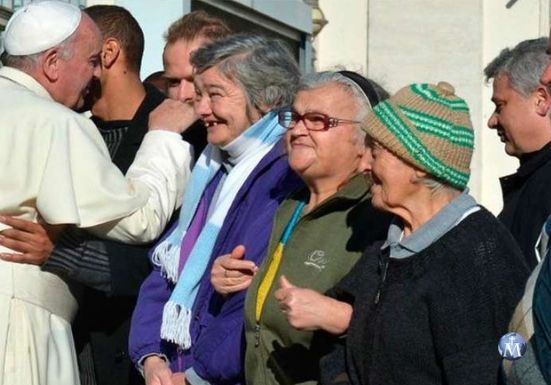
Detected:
left=210, top=70, right=391, bottom=385
left=319, top=82, right=529, bottom=385
left=128, top=34, right=303, bottom=385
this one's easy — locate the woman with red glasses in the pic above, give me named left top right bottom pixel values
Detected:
left=211, top=71, right=392, bottom=385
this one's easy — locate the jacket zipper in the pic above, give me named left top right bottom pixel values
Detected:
left=254, top=323, right=261, bottom=347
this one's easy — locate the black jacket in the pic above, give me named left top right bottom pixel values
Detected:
left=499, top=141, right=551, bottom=269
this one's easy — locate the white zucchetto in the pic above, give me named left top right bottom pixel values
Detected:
left=3, top=0, right=82, bottom=56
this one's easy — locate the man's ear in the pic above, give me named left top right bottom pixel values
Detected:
left=41, top=48, right=61, bottom=82
left=101, top=38, right=120, bottom=69
left=535, top=85, right=551, bottom=116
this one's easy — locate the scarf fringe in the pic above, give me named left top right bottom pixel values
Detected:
left=160, top=300, right=192, bottom=349
left=151, top=242, right=179, bottom=283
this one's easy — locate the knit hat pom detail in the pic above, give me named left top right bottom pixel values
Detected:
left=436, top=81, right=455, bottom=97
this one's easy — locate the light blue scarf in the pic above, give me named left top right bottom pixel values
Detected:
left=152, top=111, right=285, bottom=348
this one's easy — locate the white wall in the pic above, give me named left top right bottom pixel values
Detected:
left=317, top=0, right=368, bottom=73
left=316, top=0, right=550, bottom=214
left=86, top=0, right=189, bottom=79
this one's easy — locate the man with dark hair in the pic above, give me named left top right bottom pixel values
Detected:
left=484, top=37, right=551, bottom=269
left=86, top=5, right=145, bottom=73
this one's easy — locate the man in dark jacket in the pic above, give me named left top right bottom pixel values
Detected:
left=484, top=37, right=551, bottom=270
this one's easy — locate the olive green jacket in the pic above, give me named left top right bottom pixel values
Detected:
left=244, top=175, right=390, bottom=385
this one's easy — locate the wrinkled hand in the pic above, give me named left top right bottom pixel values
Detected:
left=0, top=216, right=58, bottom=265
left=274, top=275, right=352, bottom=334
left=144, top=356, right=174, bottom=385
left=211, top=245, right=257, bottom=295
left=149, top=99, right=198, bottom=134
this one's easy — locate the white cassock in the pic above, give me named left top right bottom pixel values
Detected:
left=0, top=66, right=192, bottom=385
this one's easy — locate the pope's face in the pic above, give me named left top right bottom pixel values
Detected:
left=55, top=14, right=102, bottom=110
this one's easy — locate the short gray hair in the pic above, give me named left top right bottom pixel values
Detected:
left=484, top=37, right=549, bottom=97
left=1, top=31, right=77, bottom=72
left=416, top=174, right=461, bottom=196
left=298, top=71, right=389, bottom=144
left=298, top=71, right=388, bottom=121
left=191, top=33, right=300, bottom=112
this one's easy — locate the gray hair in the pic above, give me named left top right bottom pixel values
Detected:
left=416, top=175, right=461, bottom=196
left=190, top=33, right=300, bottom=113
left=484, top=37, right=549, bottom=97
left=298, top=71, right=389, bottom=144
left=1, top=30, right=77, bottom=72
left=298, top=71, right=388, bottom=121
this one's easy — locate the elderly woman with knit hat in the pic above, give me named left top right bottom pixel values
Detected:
left=320, top=82, right=529, bottom=385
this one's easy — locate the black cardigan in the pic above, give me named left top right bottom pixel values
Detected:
left=321, top=208, right=529, bottom=385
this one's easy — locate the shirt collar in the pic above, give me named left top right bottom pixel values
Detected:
left=382, top=190, right=479, bottom=259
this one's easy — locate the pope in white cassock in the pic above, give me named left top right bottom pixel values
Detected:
left=0, top=1, right=193, bottom=384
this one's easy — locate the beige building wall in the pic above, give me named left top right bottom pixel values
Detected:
left=315, top=0, right=368, bottom=73
left=317, top=0, right=549, bottom=214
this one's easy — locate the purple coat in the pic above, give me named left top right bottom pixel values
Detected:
left=129, top=140, right=303, bottom=385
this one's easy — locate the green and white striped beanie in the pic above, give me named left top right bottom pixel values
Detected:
left=362, top=81, right=474, bottom=190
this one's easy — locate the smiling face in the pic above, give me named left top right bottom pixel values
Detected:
left=362, top=140, right=419, bottom=213
left=193, top=65, right=261, bottom=147
left=286, top=83, right=365, bottom=184
left=488, top=73, right=549, bottom=157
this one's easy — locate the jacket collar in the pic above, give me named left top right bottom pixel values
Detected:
left=293, top=174, right=369, bottom=218
left=500, top=141, right=551, bottom=193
